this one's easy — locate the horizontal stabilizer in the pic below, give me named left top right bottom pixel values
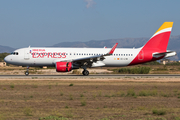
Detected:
left=153, top=51, right=176, bottom=58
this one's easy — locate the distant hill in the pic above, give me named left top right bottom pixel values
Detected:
left=0, top=45, right=15, bottom=53
left=53, top=37, right=148, bottom=48
left=53, top=35, right=180, bottom=60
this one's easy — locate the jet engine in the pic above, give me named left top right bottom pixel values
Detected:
left=56, top=62, right=72, bottom=72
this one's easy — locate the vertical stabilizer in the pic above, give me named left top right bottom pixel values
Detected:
left=129, top=22, right=173, bottom=65
left=143, top=22, right=173, bottom=52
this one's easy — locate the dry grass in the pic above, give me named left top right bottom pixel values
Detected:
left=0, top=79, right=180, bottom=119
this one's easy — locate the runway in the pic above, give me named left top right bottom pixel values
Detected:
left=0, top=74, right=180, bottom=79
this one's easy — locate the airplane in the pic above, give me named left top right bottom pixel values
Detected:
left=4, top=22, right=176, bottom=76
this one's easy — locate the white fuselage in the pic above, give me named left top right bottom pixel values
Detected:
left=4, top=47, right=141, bottom=67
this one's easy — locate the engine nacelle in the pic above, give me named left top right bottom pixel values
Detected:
left=56, top=62, right=72, bottom=72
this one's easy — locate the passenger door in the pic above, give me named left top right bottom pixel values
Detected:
left=24, top=49, right=30, bottom=60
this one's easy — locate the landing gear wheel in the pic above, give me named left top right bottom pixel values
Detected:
left=25, top=71, right=29, bottom=76
left=82, top=70, right=89, bottom=76
left=25, top=66, right=29, bottom=76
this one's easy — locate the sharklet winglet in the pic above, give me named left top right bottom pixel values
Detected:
left=108, top=43, right=118, bottom=54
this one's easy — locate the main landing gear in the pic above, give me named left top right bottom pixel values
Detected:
left=25, top=66, right=29, bottom=76
left=82, top=69, right=89, bottom=76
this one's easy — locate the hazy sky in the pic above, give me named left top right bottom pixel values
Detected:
left=0, top=0, right=180, bottom=48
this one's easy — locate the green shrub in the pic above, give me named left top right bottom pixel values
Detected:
left=60, top=92, right=64, bottom=96
left=152, top=108, right=166, bottom=115
left=69, top=84, right=73, bottom=86
left=139, top=90, right=149, bottom=96
left=10, top=84, right=14, bottom=89
left=69, top=94, right=73, bottom=100
left=0, top=53, right=10, bottom=62
left=81, top=99, right=86, bottom=106
left=166, top=62, right=180, bottom=66
left=143, top=61, right=161, bottom=65
left=138, top=90, right=157, bottom=96
left=32, top=84, right=38, bottom=88
left=39, top=116, right=69, bottom=120
left=80, top=94, right=84, bottom=97
left=111, top=66, right=151, bottom=74
left=127, top=89, right=136, bottom=96
left=150, top=90, right=158, bottom=96
left=24, top=107, right=33, bottom=116
left=104, top=95, right=111, bottom=98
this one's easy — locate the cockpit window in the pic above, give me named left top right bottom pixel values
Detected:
left=11, top=52, right=18, bottom=55
left=11, top=52, right=15, bottom=55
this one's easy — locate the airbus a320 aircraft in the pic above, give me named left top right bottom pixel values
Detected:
left=4, top=22, right=176, bottom=76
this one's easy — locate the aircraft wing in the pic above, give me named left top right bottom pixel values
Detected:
left=72, top=43, right=118, bottom=62
left=55, top=43, right=118, bottom=67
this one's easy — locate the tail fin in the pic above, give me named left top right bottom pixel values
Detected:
left=143, top=22, right=173, bottom=52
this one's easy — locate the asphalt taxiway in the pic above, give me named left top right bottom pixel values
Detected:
left=0, top=74, right=180, bottom=79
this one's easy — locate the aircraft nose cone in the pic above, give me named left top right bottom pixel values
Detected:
left=4, top=56, right=10, bottom=63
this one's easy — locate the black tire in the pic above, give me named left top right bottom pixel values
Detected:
left=83, top=70, right=89, bottom=76
left=25, top=71, right=29, bottom=76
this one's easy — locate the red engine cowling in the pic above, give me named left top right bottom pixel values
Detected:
left=56, top=62, right=72, bottom=72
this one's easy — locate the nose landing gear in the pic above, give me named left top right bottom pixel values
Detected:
left=25, top=66, right=29, bottom=76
